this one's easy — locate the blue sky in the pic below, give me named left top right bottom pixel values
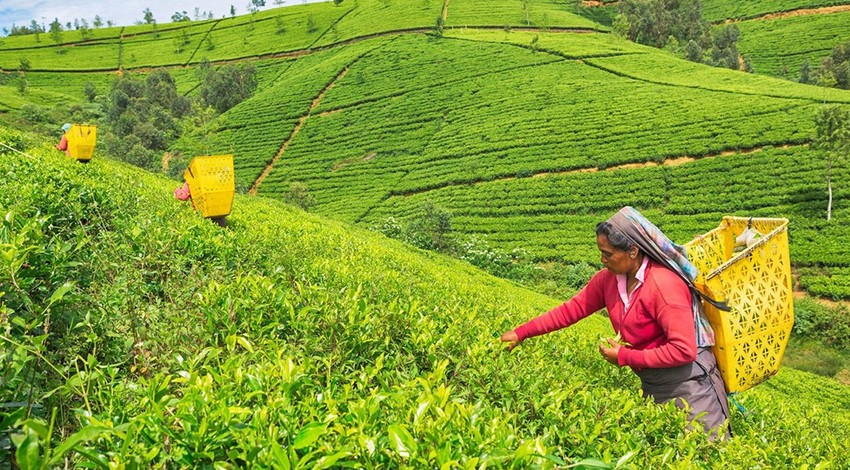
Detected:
left=0, top=0, right=324, bottom=35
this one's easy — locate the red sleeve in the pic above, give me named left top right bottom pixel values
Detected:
left=56, top=135, right=68, bottom=151
left=174, top=182, right=191, bottom=201
left=617, top=275, right=697, bottom=369
left=514, top=270, right=608, bottom=340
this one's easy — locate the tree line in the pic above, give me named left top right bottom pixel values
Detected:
left=798, top=39, right=850, bottom=90
left=103, top=62, right=258, bottom=173
left=1, top=3, right=254, bottom=38
left=613, top=0, right=750, bottom=72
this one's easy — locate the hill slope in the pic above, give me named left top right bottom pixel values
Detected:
left=3, top=127, right=850, bottom=466
left=702, top=0, right=850, bottom=79
left=194, top=28, right=850, bottom=297
left=4, top=0, right=850, bottom=298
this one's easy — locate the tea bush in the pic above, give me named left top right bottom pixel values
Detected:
left=2, top=128, right=850, bottom=467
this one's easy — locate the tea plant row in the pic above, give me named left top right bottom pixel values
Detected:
left=3, top=127, right=850, bottom=466
left=363, top=146, right=850, bottom=296
left=445, top=0, right=602, bottom=30
left=734, top=12, right=850, bottom=77
left=700, top=0, right=850, bottom=22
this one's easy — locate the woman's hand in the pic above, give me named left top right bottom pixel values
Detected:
left=599, top=338, right=621, bottom=365
left=500, top=330, right=524, bottom=351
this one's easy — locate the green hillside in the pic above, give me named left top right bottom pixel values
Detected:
left=735, top=11, right=850, bottom=77
left=701, top=0, right=850, bottom=80
left=702, top=0, right=850, bottom=22
left=188, top=28, right=850, bottom=297
left=3, top=0, right=850, bottom=299
left=3, top=127, right=850, bottom=467
left=3, top=0, right=850, bottom=466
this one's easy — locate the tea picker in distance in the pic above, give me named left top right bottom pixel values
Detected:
left=500, top=206, right=732, bottom=440
left=55, top=123, right=97, bottom=162
left=55, top=123, right=71, bottom=156
left=174, top=154, right=235, bottom=227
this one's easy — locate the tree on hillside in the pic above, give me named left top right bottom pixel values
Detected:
left=197, top=62, right=258, bottom=113
left=433, top=16, right=444, bottom=37
left=407, top=203, right=454, bottom=252
left=522, top=0, right=532, bottom=26
left=16, top=74, right=28, bottom=96
left=78, top=18, right=91, bottom=40
left=815, top=40, right=850, bottom=90
left=248, top=0, right=266, bottom=14
left=614, top=0, right=746, bottom=72
left=814, top=106, right=850, bottom=221
left=143, top=8, right=155, bottom=24
left=94, top=15, right=103, bottom=28
left=800, top=58, right=813, bottom=84
left=29, top=20, right=42, bottom=42
left=172, top=11, right=191, bottom=22
left=275, top=16, right=287, bottom=34
left=49, top=18, right=63, bottom=44
left=83, top=82, right=97, bottom=102
left=104, top=70, right=191, bottom=171
left=173, top=29, right=190, bottom=53
left=284, top=183, right=316, bottom=211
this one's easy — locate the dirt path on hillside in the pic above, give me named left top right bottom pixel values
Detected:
left=582, top=1, right=618, bottom=7
left=442, top=0, right=450, bottom=21
left=396, top=143, right=799, bottom=197
left=793, top=289, right=850, bottom=309
left=248, top=67, right=349, bottom=195
left=579, top=0, right=850, bottom=22
left=743, top=5, right=850, bottom=22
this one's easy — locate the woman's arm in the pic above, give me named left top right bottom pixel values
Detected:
left=510, top=270, right=608, bottom=341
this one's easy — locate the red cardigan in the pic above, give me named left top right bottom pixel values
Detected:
left=514, top=260, right=697, bottom=370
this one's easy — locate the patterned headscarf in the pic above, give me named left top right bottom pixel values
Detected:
left=605, top=206, right=728, bottom=347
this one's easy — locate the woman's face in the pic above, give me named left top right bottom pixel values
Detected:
left=597, top=234, right=636, bottom=275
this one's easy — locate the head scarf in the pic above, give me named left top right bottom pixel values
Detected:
left=605, top=206, right=728, bottom=347
left=62, top=123, right=72, bottom=132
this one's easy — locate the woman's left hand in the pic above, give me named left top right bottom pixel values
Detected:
left=599, top=338, right=621, bottom=365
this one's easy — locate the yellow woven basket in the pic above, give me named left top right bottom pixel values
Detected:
left=685, top=217, right=793, bottom=393
left=184, top=155, right=235, bottom=218
left=66, top=125, right=97, bottom=161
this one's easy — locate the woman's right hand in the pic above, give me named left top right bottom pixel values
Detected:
left=500, top=330, right=523, bottom=351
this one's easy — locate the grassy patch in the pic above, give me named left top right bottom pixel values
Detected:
left=782, top=337, right=850, bottom=378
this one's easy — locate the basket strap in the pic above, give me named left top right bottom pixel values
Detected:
left=694, top=287, right=730, bottom=312
left=728, top=392, right=749, bottom=417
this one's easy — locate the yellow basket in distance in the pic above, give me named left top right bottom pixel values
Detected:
left=685, top=217, right=793, bottom=393
left=184, top=155, right=235, bottom=218
left=66, top=125, right=97, bottom=161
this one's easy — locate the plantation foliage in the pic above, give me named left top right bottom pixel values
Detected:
left=4, top=0, right=850, bottom=463
left=3, top=128, right=850, bottom=467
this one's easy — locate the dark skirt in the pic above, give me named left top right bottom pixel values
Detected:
left=634, top=348, right=731, bottom=440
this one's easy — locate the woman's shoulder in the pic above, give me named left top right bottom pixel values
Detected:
left=644, top=260, right=692, bottom=305
left=645, top=260, right=688, bottom=287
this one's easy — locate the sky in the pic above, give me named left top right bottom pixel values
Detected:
left=0, top=0, right=324, bottom=35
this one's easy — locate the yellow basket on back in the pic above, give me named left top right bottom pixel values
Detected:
left=66, top=125, right=97, bottom=161
left=184, top=155, right=235, bottom=218
left=685, top=217, right=793, bottom=393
